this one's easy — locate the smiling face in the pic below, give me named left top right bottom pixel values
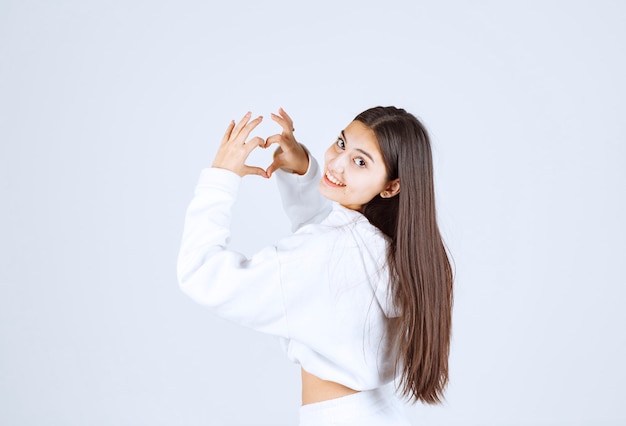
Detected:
left=318, top=120, right=399, bottom=211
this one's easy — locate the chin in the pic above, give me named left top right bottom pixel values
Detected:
left=317, top=180, right=336, bottom=202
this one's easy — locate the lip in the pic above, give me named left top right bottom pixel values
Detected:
left=323, top=169, right=345, bottom=187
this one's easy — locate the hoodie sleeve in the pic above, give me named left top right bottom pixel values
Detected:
left=274, top=152, right=332, bottom=232
left=176, top=167, right=288, bottom=336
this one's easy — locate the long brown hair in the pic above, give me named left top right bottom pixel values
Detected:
left=357, top=106, right=453, bottom=404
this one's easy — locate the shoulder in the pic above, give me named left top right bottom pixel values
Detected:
left=325, top=203, right=389, bottom=251
left=277, top=203, right=388, bottom=264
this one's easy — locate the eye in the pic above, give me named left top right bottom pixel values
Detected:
left=336, top=137, right=346, bottom=149
left=354, top=157, right=366, bottom=167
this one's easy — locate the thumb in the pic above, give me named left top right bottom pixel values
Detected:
left=265, top=158, right=283, bottom=179
left=243, top=166, right=269, bottom=178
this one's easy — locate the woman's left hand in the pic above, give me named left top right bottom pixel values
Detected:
left=212, top=112, right=268, bottom=178
left=264, top=108, right=309, bottom=178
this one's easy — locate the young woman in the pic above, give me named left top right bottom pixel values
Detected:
left=177, top=106, right=453, bottom=425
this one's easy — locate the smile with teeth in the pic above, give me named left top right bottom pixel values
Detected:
left=325, top=170, right=345, bottom=187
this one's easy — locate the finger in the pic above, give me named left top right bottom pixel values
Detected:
left=278, top=107, right=294, bottom=129
left=244, top=136, right=265, bottom=154
left=243, top=165, right=268, bottom=178
left=220, top=120, right=235, bottom=145
left=264, top=134, right=282, bottom=148
left=237, top=115, right=263, bottom=143
left=271, top=112, right=293, bottom=134
left=271, top=113, right=293, bottom=134
left=232, top=111, right=252, bottom=139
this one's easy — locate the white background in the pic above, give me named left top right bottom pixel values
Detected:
left=1, top=1, right=625, bottom=425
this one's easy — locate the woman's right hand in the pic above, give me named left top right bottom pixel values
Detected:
left=211, top=112, right=267, bottom=178
left=264, top=108, right=309, bottom=178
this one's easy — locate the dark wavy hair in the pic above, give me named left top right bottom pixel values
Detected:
left=357, top=106, right=453, bottom=404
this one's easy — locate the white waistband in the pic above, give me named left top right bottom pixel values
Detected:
left=299, top=383, right=409, bottom=425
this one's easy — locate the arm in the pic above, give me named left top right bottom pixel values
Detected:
left=275, top=154, right=332, bottom=232
left=264, top=108, right=332, bottom=231
left=177, top=167, right=288, bottom=335
left=177, top=112, right=287, bottom=334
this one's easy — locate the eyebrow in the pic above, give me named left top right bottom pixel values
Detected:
left=341, top=130, right=375, bottom=163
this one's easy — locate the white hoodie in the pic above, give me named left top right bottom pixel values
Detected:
left=177, top=156, right=399, bottom=390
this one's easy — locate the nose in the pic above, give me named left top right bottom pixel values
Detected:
left=329, top=151, right=348, bottom=173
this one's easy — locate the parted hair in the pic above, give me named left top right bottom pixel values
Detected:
left=357, top=106, right=453, bottom=404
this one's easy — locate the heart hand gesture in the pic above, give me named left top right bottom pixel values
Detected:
left=211, top=108, right=309, bottom=179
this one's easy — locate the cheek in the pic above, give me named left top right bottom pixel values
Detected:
left=359, top=174, right=387, bottom=197
left=324, top=146, right=334, bottom=162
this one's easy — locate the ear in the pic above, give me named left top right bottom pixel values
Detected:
left=380, top=178, right=400, bottom=198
